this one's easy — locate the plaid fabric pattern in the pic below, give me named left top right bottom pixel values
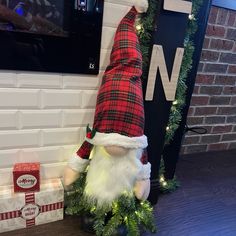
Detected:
left=76, top=7, right=145, bottom=159
left=76, top=141, right=93, bottom=159
left=93, top=7, right=144, bottom=137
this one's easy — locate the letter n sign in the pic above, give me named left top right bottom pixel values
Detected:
left=145, top=0, right=192, bottom=101
left=144, top=0, right=192, bottom=204
left=145, top=45, right=184, bottom=101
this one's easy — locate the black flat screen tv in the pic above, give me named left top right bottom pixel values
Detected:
left=0, top=0, right=104, bottom=74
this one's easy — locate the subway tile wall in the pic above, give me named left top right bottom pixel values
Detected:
left=0, top=1, right=132, bottom=185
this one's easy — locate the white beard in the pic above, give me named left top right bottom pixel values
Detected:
left=84, top=146, right=142, bottom=206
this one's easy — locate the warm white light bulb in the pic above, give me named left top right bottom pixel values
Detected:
left=136, top=24, right=142, bottom=31
left=166, top=126, right=170, bottom=131
left=188, top=14, right=195, bottom=20
left=173, top=100, right=178, bottom=105
left=162, top=181, right=167, bottom=187
left=160, top=176, right=165, bottom=182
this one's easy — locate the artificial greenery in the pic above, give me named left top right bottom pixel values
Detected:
left=65, top=173, right=157, bottom=236
left=137, top=0, right=159, bottom=82
left=161, top=0, right=203, bottom=192
left=137, top=0, right=203, bottom=192
left=164, top=0, right=203, bottom=145
left=159, top=176, right=180, bottom=193
left=158, top=159, right=180, bottom=193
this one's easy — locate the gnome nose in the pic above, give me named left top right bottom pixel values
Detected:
left=105, top=146, right=129, bottom=157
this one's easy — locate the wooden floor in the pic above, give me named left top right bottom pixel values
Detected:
left=144, top=149, right=236, bottom=236
left=2, top=149, right=236, bottom=236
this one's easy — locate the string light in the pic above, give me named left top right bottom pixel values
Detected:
left=166, top=126, right=170, bottom=131
left=188, top=14, right=195, bottom=20
left=136, top=24, right=142, bottom=31
left=172, top=100, right=178, bottom=105
left=162, top=181, right=167, bottom=187
left=91, top=206, right=96, bottom=212
left=159, top=175, right=165, bottom=182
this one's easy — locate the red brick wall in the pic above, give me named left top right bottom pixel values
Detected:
left=181, top=6, right=236, bottom=154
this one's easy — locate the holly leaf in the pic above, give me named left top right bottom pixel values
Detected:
left=91, top=128, right=97, bottom=138
left=86, top=124, right=91, bottom=134
left=86, top=124, right=96, bottom=139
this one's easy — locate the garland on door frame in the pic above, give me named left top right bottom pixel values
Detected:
left=137, top=0, right=203, bottom=193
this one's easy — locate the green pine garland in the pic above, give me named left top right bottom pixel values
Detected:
left=164, top=0, right=203, bottom=145
left=137, top=0, right=203, bottom=193
left=65, top=173, right=157, bottom=236
left=137, top=0, right=159, bottom=82
left=160, top=0, right=203, bottom=192
left=158, top=159, right=180, bottom=193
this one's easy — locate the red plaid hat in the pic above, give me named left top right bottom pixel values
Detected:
left=68, top=1, right=150, bottom=177
left=84, top=6, right=147, bottom=149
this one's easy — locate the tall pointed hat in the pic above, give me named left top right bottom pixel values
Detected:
left=68, top=1, right=150, bottom=172
left=85, top=5, right=147, bottom=150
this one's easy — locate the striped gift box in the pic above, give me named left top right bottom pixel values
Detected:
left=0, top=178, right=64, bottom=233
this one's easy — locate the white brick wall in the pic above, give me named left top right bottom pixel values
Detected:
left=0, top=111, right=18, bottom=130
left=41, top=90, right=82, bottom=109
left=0, top=88, right=40, bottom=108
left=0, top=130, right=40, bottom=149
left=20, top=110, right=62, bottom=129
left=0, top=0, right=132, bottom=185
left=17, top=73, right=62, bottom=89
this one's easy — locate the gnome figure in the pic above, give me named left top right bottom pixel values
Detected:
left=64, top=0, right=151, bottom=206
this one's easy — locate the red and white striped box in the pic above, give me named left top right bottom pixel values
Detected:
left=13, top=162, right=40, bottom=192
left=0, top=178, right=64, bottom=233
